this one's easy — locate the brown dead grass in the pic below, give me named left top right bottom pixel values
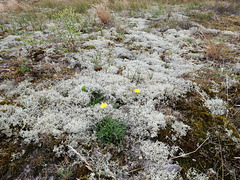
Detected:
left=0, top=0, right=25, bottom=13
left=119, top=0, right=129, bottom=7
left=206, top=40, right=229, bottom=62
left=92, top=0, right=111, bottom=24
left=0, top=4, right=6, bottom=13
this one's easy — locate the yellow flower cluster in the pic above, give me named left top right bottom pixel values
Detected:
left=100, top=103, right=107, bottom=108
left=134, top=89, right=140, bottom=93
left=100, top=89, right=140, bottom=108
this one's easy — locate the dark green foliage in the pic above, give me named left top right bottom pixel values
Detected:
left=20, top=66, right=30, bottom=73
left=87, top=90, right=104, bottom=107
left=95, top=116, right=127, bottom=145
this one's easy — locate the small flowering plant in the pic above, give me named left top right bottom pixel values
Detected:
left=53, top=8, right=84, bottom=52
left=134, top=88, right=140, bottom=94
left=100, top=103, right=107, bottom=108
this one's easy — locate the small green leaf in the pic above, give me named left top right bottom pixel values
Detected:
left=81, top=86, right=88, bottom=92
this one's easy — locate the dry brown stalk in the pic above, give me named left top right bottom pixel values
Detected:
left=67, top=145, right=93, bottom=172
left=92, top=0, right=111, bottom=24
left=206, top=40, right=229, bottom=61
left=170, top=137, right=209, bottom=160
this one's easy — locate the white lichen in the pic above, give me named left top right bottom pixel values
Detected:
left=187, top=168, right=209, bottom=180
left=171, top=120, right=190, bottom=140
left=140, top=140, right=170, bottom=163
left=206, top=98, right=227, bottom=116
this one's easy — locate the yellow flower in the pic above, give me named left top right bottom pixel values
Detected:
left=134, top=89, right=140, bottom=94
left=100, top=103, right=107, bottom=108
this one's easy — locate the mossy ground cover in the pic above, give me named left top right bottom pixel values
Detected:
left=0, top=134, right=67, bottom=179
left=174, top=65, right=240, bottom=178
left=184, top=0, right=240, bottom=32
left=166, top=92, right=239, bottom=179
left=0, top=0, right=239, bottom=179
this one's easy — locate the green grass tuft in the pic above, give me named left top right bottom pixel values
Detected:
left=95, top=116, right=127, bottom=145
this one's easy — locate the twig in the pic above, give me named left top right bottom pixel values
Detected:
left=67, top=145, right=93, bottom=172
left=217, top=134, right=224, bottom=180
left=226, top=74, right=229, bottom=119
left=170, top=137, right=209, bottom=160
left=128, top=166, right=145, bottom=174
left=196, top=89, right=209, bottom=108
left=212, top=116, right=225, bottom=180
left=0, top=69, right=11, bottom=72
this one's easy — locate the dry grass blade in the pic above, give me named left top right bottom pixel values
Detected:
left=119, top=0, right=129, bottom=8
left=206, top=40, right=229, bottom=61
left=92, top=0, right=111, bottom=24
left=170, top=137, right=209, bottom=160
left=0, top=0, right=24, bottom=13
left=0, top=4, right=6, bottom=12
left=67, top=145, right=93, bottom=172
left=111, top=0, right=129, bottom=11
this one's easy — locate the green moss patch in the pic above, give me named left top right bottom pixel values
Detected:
left=181, top=68, right=240, bottom=128
left=154, top=90, right=240, bottom=179
left=210, top=15, right=240, bottom=32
